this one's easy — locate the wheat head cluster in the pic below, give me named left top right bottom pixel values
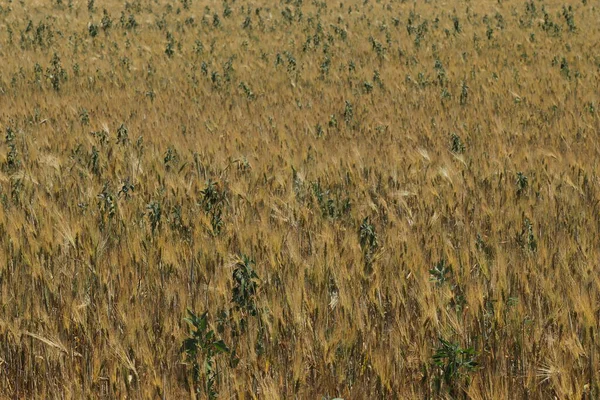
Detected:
left=0, top=0, right=599, bottom=398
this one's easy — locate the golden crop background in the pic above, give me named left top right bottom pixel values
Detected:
left=0, top=0, right=599, bottom=398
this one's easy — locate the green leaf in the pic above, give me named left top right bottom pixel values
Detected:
left=198, top=312, right=208, bottom=332
left=213, top=340, right=230, bottom=354
left=206, top=330, right=215, bottom=341
left=182, top=338, right=197, bottom=355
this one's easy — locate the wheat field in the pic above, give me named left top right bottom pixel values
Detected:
left=0, top=0, right=599, bottom=398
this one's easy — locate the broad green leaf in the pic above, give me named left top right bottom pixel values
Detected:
left=213, top=340, right=230, bottom=354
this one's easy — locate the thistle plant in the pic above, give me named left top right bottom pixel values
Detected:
left=200, top=179, right=222, bottom=213
left=343, top=100, right=353, bottom=125
left=89, top=146, right=100, bottom=176
left=165, top=32, right=175, bottom=57
left=101, top=9, right=112, bottom=31
left=434, top=59, right=447, bottom=87
left=452, top=16, right=461, bottom=33
left=118, top=179, right=134, bottom=199
left=460, top=81, right=468, bottom=105
left=562, top=6, right=576, bottom=32
left=431, top=338, right=478, bottom=396
left=88, top=23, right=98, bottom=37
left=182, top=310, right=230, bottom=399
left=4, top=127, right=19, bottom=172
left=46, top=53, right=66, bottom=91
left=231, top=254, right=259, bottom=317
left=147, top=201, right=162, bottom=234
left=238, top=81, right=255, bottom=100
left=97, top=183, right=116, bottom=229
left=450, top=133, right=465, bottom=154
left=429, top=259, right=452, bottom=286
left=163, top=146, right=178, bottom=169
left=359, top=217, right=379, bottom=272
left=516, top=172, right=528, bottom=197
left=116, top=123, right=128, bottom=145
left=517, top=217, right=537, bottom=252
